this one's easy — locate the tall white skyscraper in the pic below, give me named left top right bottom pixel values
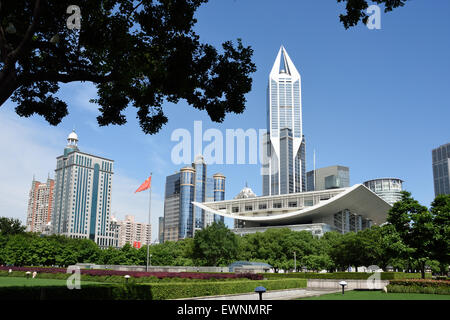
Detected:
left=52, top=131, right=115, bottom=248
left=263, top=46, right=306, bottom=195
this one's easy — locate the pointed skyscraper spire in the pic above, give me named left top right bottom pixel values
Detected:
left=279, top=46, right=291, bottom=75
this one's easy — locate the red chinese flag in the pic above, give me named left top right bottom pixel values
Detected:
left=135, top=176, right=151, bottom=193
left=133, top=241, right=141, bottom=249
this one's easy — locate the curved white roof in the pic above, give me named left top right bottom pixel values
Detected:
left=193, top=184, right=391, bottom=226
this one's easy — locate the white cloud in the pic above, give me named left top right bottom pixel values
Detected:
left=0, top=111, right=64, bottom=223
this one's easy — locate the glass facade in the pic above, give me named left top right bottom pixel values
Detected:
left=307, top=166, right=349, bottom=191
left=432, top=143, right=450, bottom=196
left=363, top=178, right=403, bottom=205
left=163, top=173, right=181, bottom=242
left=193, top=157, right=206, bottom=231
left=213, top=174, right=225, bottom=223
left=163, top=161, right=226, bottom=241
left=179, top=167, right=195, bottom=239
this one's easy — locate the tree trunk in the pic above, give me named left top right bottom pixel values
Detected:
left=0, top=70, right=19, bottom=107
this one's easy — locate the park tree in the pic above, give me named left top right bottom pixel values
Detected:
left=328, top=231, right=364, bottom=271
left=192, top=221, right=239, bottom=266
left=429, top=194, right=450, bottom=273
left=240, top=228, right=293, bottom=272
left=0, top=0, right=256, bottom=134
left=337, top=0, right=409, bottom=28
left=387, top=191, right=435, bottom=278
left=302, top=254, right=334, bottom=273
left=138, top=239, right=194, bottom=267
left=0, top=217, right=26, bottom=235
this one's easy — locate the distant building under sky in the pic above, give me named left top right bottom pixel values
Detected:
left=432, top=143, right=450, bottom=197
left=112, top=215, right=151, bottom=248
left=51, top=131, right=116, bottom=248
left=363, top=178, right=404, bottom=206
left=26, top=177, right=54, bottom=234
left=307, top=165, right=350, bottom=192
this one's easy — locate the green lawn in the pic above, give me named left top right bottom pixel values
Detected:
left=300, top=290, right=450, bottom=300
left=0, top=276, right=100, bottom=287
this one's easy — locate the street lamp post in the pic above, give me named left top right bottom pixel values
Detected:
left=339, top=281, right=347, bottom=294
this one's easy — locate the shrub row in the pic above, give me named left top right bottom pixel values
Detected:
left=0, top=279, right=307, bottom=300
left=389, top=279, right=450, bottom=288
left=148, top=278, right=307, bottom=300
left=0, top=283, right=153, bottom=300
left=387, top=279, right=450, bottom=295
left=261, top=272, right=427, bottom=280
left=387, top=285, right=450, bottom=295
left=0, top=266, right=262, bottom=281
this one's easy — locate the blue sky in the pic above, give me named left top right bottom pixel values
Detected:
left=1, top=0, right=449, bottom=239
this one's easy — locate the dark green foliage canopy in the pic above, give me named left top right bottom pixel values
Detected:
left=0, top=0, right=256, bottom=134
left=0, top=1, right=410, bottom=133
left=387, top=191, right=450, bottom=278
left=337, top=0, right=409, bottom=28
left=192, top=221, right=239, bottom=267
left=0, top=217, right=26, bottom=236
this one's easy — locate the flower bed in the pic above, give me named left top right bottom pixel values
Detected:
left=0, top=266, right=262, bottom=281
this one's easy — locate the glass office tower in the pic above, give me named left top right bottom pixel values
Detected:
left=163, top=157, right=226, bottom=241
left=179, top=166, right=195, bottom=239
left=163, top=172, right=181, bottom=242
left=432, top=143, right=450, bottom=196
left=262, top=46, right=306, bottom=196
left=213, top=173, right=226, bottom=223
left=193, top=155, right=207, bottom=232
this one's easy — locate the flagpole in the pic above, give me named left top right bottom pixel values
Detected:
left=146, top=173, right=152, bottom=272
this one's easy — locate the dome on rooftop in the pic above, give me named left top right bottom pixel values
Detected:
left=68, top=130, right=78, bottom=141
left=234, top=186, right=256, bottom=199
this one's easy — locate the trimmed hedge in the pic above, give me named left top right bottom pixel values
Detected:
left=148, top=279, right=307, bottom=300
left=0, top=279, right=307, bottom=300
left=0, top=283, right=153, bottom=300
left=261, top=272, right=428, bottom=280
left=387, top=279, right=450, bottom=295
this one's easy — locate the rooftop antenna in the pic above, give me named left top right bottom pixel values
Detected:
left=313, top=149, right=316, bottom=191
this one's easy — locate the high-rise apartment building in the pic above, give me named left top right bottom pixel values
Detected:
left=52, top=131, right=116, bottom=248
left=163, top=155, right=225, bottom=242
left=26, top=177, right=54, bottom=233
left=262, top=46, right=306, bottom=196
left=114, top=215, right=151, bottom=248
left=432, top=143, right=450, bottom=196
left=306, top=166, right=350, bottom=192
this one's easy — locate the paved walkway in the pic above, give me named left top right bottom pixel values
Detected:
left=180, top=288, right=341, bottom=300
